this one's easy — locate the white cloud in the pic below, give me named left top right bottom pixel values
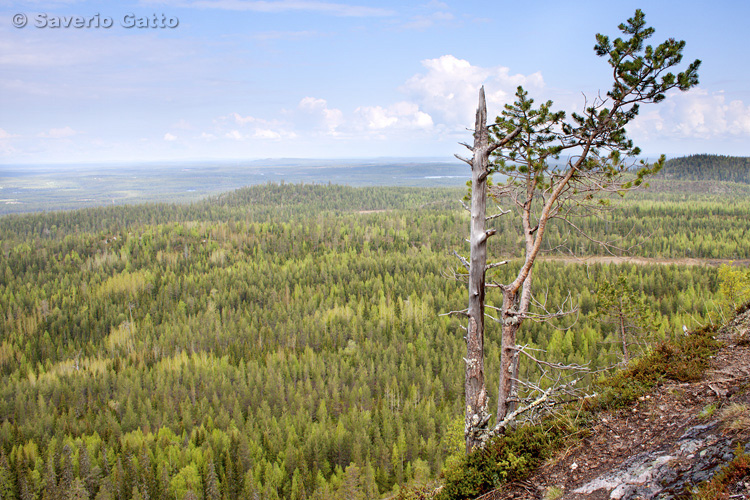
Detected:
left=401, top=55, right=545, bottom=128
left=160, top=0, right=394, bottom=17
left=0, top=129, right=19, bottom=140
left=39, top=126, right=77, bottom=138
left=230, top=112, right=257, bottom=126
left=221, top=124, right=296, bottom=141
left=299, top=97, right=344, bottom=134
left=199, top=55, right=541, bottom=146
left=253, top=129, right=282, bottom=140
left=164, top=133, right=178, bottom=141
left=629, top=88, right=750, bottom=140
left=355, top=102, right=433, bottom=130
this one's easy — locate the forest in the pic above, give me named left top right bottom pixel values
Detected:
left=0, top=174, right=749, bottom=500
left=656, top=154, right=750, bottom=184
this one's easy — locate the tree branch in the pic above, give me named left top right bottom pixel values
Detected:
left=487, top=126, right=522, bottom=155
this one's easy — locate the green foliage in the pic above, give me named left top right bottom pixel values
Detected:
left=717, top=263, right=750, bottom=314
left=544, top=486, right=564, bottom=500
left=439, top=314, right=722, bottom=500
left=595, top=272, right=661, bottom=362
left=657, top=154, right=750, bottom=184
left=488, top=9, right=700, bottom=202
left=490, top=86, right=565, bottom=186
left=437, top=418, right=573, bottom=500
left=394, top=484, right=436, bottom=500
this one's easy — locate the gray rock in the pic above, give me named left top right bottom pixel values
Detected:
left=572, top=422, right=746, bottom=499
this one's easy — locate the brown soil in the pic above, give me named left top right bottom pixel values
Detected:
left=481, top=313, right=750, bottom=500
left=538, top=256, right=750, bottom=268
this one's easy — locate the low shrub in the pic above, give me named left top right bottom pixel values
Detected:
left=437, top=417, right=573, bottom=500
left=589, top=325, right=720, bottom=411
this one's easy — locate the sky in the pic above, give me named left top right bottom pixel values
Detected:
left=1, top=0, right=749, bottom=165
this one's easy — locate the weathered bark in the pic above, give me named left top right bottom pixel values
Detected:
left=465, top=87, right=492, bottom=452
left=461, top=87, right=521, bottom=452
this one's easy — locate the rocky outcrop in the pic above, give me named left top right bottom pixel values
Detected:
left=572, top=420, right=749, bottom=499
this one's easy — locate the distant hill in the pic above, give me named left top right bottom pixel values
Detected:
left=657, top=154, right=750, bottom=183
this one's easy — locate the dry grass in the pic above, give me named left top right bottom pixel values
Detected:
left=718, top=403, right=750, bottom=434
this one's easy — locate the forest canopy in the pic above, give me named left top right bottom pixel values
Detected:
left=0, top=180, right=745, bottom=499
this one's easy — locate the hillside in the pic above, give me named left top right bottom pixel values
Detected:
left=463, top=314, right=750, bottom=500
left=1, top=182, right=749, bottom=500
left=656, top=155, right=750, bottom=184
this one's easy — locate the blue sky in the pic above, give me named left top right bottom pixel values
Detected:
left=1, top=0, right=748, bottom=164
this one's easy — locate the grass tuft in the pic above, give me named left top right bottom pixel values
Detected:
left=543, top=486, right=564, bottom=500
left=718, top=403, right=750, bottom=434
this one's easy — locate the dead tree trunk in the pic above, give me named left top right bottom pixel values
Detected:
left=460, top=87, right=520, bottom=452
left=464, top=87, right=492, bottom=452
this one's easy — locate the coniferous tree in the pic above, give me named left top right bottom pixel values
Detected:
left=595, top=273, right=660, bottom=363
left=68, top=478, right=90, bottom=500
left=205, top=461, right=220, bottom=500
left=0, top=450, right=16, bottom=500
left=41, top=461, right=57, bottom=500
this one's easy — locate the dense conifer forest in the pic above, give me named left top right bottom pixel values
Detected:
left=0, top=180, right=748, bottom=499
left=657, top=154, right=750, bottom=184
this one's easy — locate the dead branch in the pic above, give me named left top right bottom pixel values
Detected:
left=441, top=308, right=469, bottom=317
left=455, top=154, right=473, bottom=165
left=485, top=260, right=509, bottom=271
left=452, top=250, right=471, bottom=271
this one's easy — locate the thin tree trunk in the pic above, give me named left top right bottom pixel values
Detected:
left=620, top=313, right=629, bottom=363
left=497, top=289, right=519, bottom=422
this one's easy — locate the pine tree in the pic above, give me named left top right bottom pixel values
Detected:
left=68, top=478, right=90, bottom=500
left=456, top=8, right=700, bottom=450
left=595, top=272, right=660, bottom=363
left=205, top=461, right=220, bottom=500
left=41, top=460, right=57, bottom=500
left=59, top=447, right=74, bottom=500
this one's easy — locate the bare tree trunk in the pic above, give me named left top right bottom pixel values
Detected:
left=620, top=313, right=629, bottom=363
left=465, top=87, right=492, bottom=452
